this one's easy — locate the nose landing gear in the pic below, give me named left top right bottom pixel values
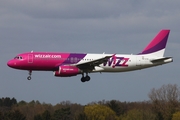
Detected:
left=27, top=70, right=32, bottom=80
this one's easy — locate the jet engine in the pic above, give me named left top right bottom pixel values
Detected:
left=54, top=66, right=81, bottom=77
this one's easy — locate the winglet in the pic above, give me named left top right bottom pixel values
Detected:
left=139, top=30, right=170, bottom=57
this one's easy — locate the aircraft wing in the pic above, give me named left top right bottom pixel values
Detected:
left=73, top=54, right=114, bottom=72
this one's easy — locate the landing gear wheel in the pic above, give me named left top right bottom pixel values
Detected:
left=81, top=77, right=86, bottom=82
left=80, top=73, right=91, bottom=82
left=85, top=76, right=90, bottom=81
left=81, top=76, right=91, bottom=82
left=27, top=70, right=32, bottom=80
left=27, top=76, right=31, bottom=80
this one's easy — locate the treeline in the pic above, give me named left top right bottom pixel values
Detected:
left=1, top=84, right=180, bottom=120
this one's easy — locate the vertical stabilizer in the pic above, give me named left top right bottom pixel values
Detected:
left=139, top=30, right=170, bottom=57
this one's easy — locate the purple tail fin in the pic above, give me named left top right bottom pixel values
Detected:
left=139, top=30, right=170, bottom=56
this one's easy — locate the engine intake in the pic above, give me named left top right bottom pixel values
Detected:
left=54, top=66, right=81, bottom=77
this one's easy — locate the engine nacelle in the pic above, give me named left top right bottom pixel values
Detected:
left=54, top=66, right=81, bottom=77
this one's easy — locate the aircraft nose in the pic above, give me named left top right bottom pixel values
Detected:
left=7, top=60, right=16, bottom=68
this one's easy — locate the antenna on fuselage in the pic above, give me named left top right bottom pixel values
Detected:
left=31, top=50, right=33, bottom=53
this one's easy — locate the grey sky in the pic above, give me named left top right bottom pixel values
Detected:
left=0, top=0, right=180, bottom=105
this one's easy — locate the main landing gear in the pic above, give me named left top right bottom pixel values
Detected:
left=81, top=73, right=90, bottom=82
left=27, top=70, right=32, bottom=80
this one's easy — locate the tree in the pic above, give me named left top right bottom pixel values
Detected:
left=120, top=109, right=156, bottom=120
left=75, top=112, right=88, bottom=120
left=172, top=111, right=180, bottom=120
left=42, top=110, right=51, bottom=120
left=0, top=111, right=3, bottom=119
left=0, top=99, right=3, bottom=107
left=107, top=100, right=121, bottom=116
left=148, top=84, right=180, bottom=120
left=3, top=97, right=11, bottom=107
left=33, top=110, right=51, bottom=120
left=52, top=107, right=71, bottom=120
left=2, top=110, right=26, bottom=120
left=11, top=97, right=17, bottom=105
left=11, top=110, right=26, bottom=120
left=34, top=114, right=43, bottom=120
left=84, top=104, right=119, bottom=120
left=121, top=109, right=143, bottom=120
left=18, top=100, right=27, bottom=106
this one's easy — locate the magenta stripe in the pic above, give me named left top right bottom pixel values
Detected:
left=139, top=30, right=170, bottom=54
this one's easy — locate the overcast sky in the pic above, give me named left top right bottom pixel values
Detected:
left=1, top=0, right=180, bottom=105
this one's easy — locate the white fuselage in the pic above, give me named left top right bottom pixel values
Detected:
left=76, top=53, right=172, bottom=73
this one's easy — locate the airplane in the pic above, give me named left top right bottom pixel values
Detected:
left=7, top=30, right=173, bottom=82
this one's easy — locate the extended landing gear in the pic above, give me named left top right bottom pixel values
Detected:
left=27, top=70, right=32, bottom=80
left=81, top=73, right=90, bottom=82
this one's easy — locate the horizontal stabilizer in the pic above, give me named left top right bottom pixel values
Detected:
left=151, top=57, right=173, bottom=63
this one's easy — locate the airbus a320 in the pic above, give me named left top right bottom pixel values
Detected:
left=7, top=30, right=173, bottom=82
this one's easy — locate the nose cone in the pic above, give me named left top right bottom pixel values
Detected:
left=7, top=60, right=16, bottom=68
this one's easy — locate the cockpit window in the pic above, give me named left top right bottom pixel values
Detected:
left=14, top=56, right=23, bottom=59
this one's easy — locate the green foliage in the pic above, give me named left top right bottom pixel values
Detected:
left=120, top=109, right=156, bottom=120
left=121, top=109, right=143, bottom=120
left=0, top=84, right=180, bottom=120
left=42, top=110, right=51, bottom=120
left=1, top=110, right=26, bottom=120
left=34, top=114, right=43, bottom=120
left=0, top=97, right=17, bottom=107
left=107, top=100, right=121, bottom=116
left=106, top=100, right=129, bottom=117
left=84, top=104, right=119, bottom=120
left=34, top=110, right=51, bottom=120
left=75, top=112, right=88, bottom=120
left=172, top=111, right=180, bottom=120
left=11, top=110, right=26, bottom=120
left=52, top=107, right=71, bottom=120
left=18, top=100, right=27, bottom=106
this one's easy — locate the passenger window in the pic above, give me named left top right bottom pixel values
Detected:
left=74, top=57, right=77, bottom=62
left=70, top=57, right=74, bottom=63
